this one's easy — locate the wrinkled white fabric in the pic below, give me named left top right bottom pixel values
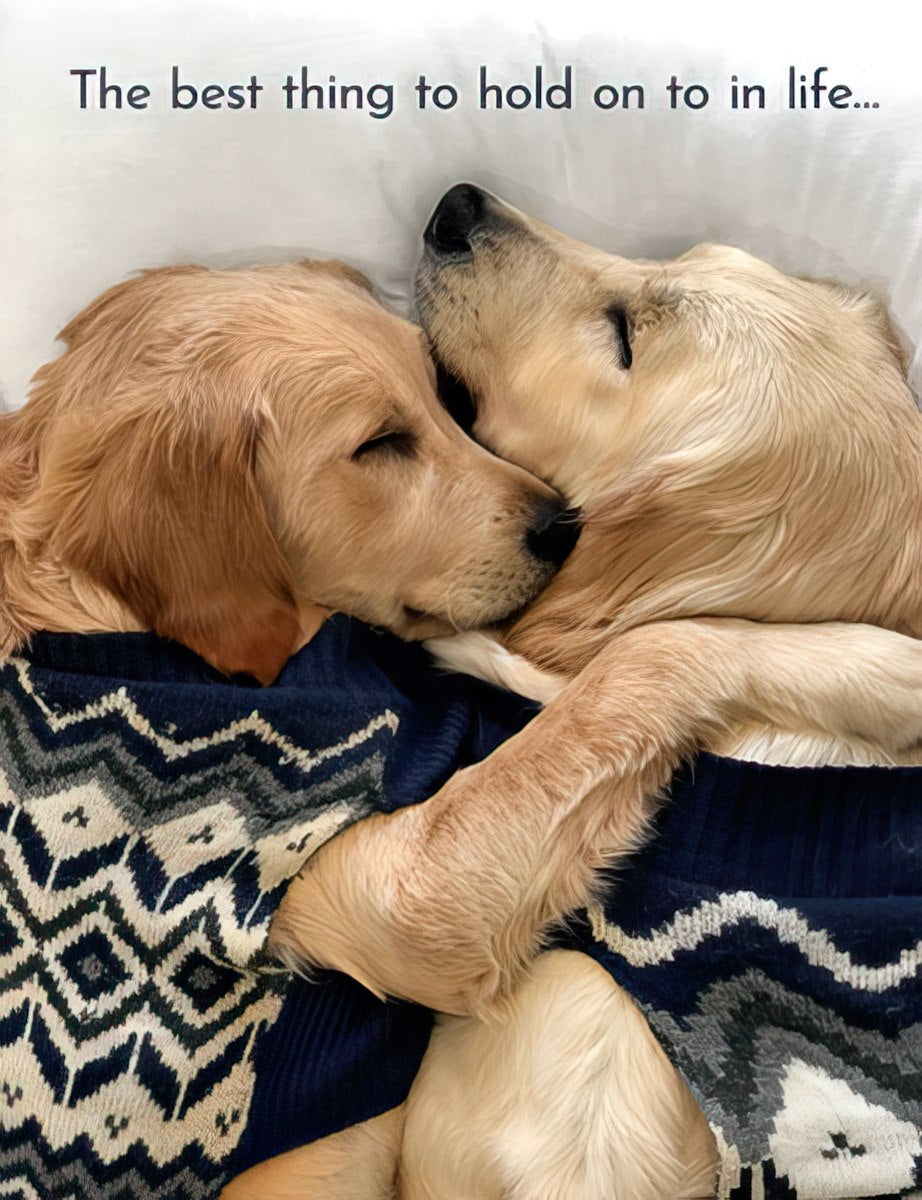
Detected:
left=2, top=0, right=920, bottom=407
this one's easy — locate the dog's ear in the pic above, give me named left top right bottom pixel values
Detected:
left=297, top=258, right=376, bottom=294
left=31, top=384, right=303, bottom=684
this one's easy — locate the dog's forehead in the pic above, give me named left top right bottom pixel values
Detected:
left=210, top=272, right=429, bottom=382
left=667, top=242, right=788, bottom=287
left=620, top=243, right=821, bottom=325
left=505, top=227, right=799, bottom=309
left=273, top=329, right=438, bottom=440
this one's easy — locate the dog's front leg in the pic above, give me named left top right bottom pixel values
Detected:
left=270, top=752, right=649, bottom=1018
left=270, top=617, right=922, bottom=1015
left=270, top=622, right=712, bottom=1015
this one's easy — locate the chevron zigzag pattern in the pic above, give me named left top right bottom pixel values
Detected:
left=8, top=656, right=400, bottom=770
left=587, top=893, right=922, bottom=992
left=0, top=639, right=399, bottom=1199
left=576, top=754, right=922, bottom=1200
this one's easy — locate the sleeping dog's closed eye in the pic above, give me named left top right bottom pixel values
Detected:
left=353, top=429, right=416, bottom=460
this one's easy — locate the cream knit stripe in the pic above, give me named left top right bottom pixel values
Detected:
left=11, top=658, right=399, bottom=772
left=588, top=892, right=922, bottom=993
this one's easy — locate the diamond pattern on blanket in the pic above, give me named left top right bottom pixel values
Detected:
left=0, top=635, right=399, bottom=1198
left=769, top=1061, right=921, bottom=1197
left=57, top=929, right=133, bottom=1002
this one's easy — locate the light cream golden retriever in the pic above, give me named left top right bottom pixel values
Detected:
left=391, top=185, right=922, bottom=1199
left=268, top=191, right=922, bottom=1198
left=2, top=250, right=920, bottom=1199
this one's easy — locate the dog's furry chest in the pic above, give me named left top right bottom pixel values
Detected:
left=573, top=754, right=922, bottom=1198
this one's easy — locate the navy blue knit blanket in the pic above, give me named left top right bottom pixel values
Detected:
left=0, top=617, right=919, bottom=1199
left=571, top=755, right=922, bottom=1199
left=0, top=618, right=533, bottom=1198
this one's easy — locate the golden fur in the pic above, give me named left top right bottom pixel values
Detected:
left=0, top=259, right=563, bottom=678
left=418, top=215, right=922, bottom=673
left=4, top=245, right=922, bottom=1198
left=273, top=196, right=922, bottom=1198
left=275, top=194, right=922, bottom=1013
left=390, top=191, right=922, bottom=1199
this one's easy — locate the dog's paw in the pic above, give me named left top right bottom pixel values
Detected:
left=757, top=622, right=922, bottom=756
left=835, top=626, right=922, bottom=754
left=425, top=632, right=566, bottom=705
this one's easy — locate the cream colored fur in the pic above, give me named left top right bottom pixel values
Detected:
left=278, top=198, right=922, bottom=1023
left=386, top=192, right=922, bottom=1199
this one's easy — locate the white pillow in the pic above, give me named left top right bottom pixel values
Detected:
left=2, top=0, right=920, bottom=407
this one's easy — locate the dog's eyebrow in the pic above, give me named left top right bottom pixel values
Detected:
left=351, top=405, right=411, bottom=444
left=643, top=283, right=684, bottom=310
left=377, top=405, right=408, bottom=434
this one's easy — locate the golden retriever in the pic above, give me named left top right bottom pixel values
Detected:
left=0, top=258, right=580, bottom=670
left=3, top=252, right=920, bottom=1200
left=271, top=191, right=922, bottom=1198
left=391, top=185, right=922, bottom=1199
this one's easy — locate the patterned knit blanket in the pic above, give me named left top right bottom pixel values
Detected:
left=3, top=622, right=920, bottom=1200
left=0, top=620, right=532, bottom=1199
left=573, top=754, right=922, bottom=1199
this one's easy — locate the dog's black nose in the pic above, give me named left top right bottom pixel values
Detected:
left=424, top=184, right=487, bottom=258
left=526, top=498, right=582, bottom=567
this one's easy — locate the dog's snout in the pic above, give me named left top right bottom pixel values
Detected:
left=526, top=498, right=582, bottom=567
left=424, top=184, right=487, bottom=258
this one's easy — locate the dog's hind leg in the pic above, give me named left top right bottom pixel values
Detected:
left=400, top=951, right=717, bottom=1200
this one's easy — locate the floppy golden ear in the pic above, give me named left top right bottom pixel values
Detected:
left=55, top=266, right=209, bottom=350
left=297, top=258, right=376, bottom=294
left=32, top=385, right=302, bottom=684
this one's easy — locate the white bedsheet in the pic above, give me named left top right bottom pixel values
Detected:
left=2, top=0, right=920, bottom=407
